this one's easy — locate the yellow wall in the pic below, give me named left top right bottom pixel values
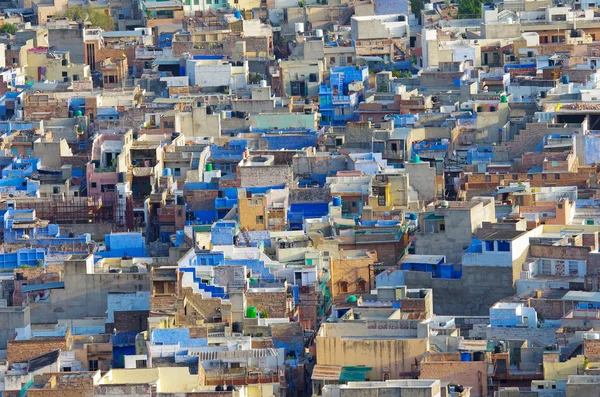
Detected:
left=316, top=336, right=428, bottom=380
left=25, top=51, right=90, bottom=83
left=543, top=355, right=584, bottom=381
left=247, top=384, right=275, bottom=397
left=238, top=192, right=267, bottom=231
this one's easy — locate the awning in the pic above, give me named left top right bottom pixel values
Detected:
left=338, top=366, right=372, bottom=382
left=133, top=167, right=153, bottom=177
left=311, top=365, right=342, bottom=381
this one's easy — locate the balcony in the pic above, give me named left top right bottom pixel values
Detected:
left=135, top=47, right=172, bottom=59
left=203, top=367, right=282, bottom=385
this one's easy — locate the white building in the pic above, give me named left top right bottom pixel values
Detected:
left=186, top=59, right=248, bottom=91
left=350, top=14, right=410, bottom=41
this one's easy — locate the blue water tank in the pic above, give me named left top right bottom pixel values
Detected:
left=562, top=75, right=570, bottom=84
left=234, top=10, right=242, bottom=19
left=332, top=196, right=342, bottom=207
left=460, top=352, right=471, bottom=362
left=163, top=168, right=172, bottom=176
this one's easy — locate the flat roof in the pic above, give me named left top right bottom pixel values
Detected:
left=478, top=230, right=526, bottom=241
left=562, top=291, right=600, bottom=303
left=400, top=254, right=445, bottom=265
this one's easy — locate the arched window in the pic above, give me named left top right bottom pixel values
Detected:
left=357, top=279, right=367, bottom=292
left=339, top=281, right=348, bottom=293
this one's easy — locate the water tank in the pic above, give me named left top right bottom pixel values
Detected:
left=460, top=352, right=471, bottom=362
left=424, top=3, right=433, bottom=10
left=163, top=168, right=172, bottom=176
left=226, top=386, right=236, bottom=391
left=315, top=29, right=323, bottom=38
left=75, top=110, right=83, bottom=117
left=411, top=154, right=420, bottom=163
left=232, top=322, right=242, bottom=333
left=246, top=306, right=257, bottom=318
left=295, top=23, right=305, bottom=33
left=440, top=200, right=449, bottom=208
left=332, top=196, right=342, bottom=207
left=233, top=9, right=242, bottom=19
left=562, top=75, right=570, bottom=84
left=346, top=295, right=357, bottom=303
left=473, top=351, right=485, bottom=361
left=395, top=86, right=403, bottom=95
left=260, top=80, right=267, bottom=87
left=205, top=163, right=213, bottom=172
left=215, top=385, right=225, bottom=391
left=500, top=94, right=508, bottom=103
left=354, top=312, right=361, bottom=320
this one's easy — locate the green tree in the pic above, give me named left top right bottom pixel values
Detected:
left=410, top=0, right=424, bottom=23
left=59, top=6, right=115, bottom=31
left=457, top=0, right=483, bottom=18
left=0, top=23, right=18, bottom=35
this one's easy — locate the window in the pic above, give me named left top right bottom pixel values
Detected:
left=568, top=261, right=579, bottom=276
left=485, top=240, right=494, bottom=251
left=62, top=71, right=68, bottom=77
left=256, top=215, right=264, bottom=224
left=89, top=360, right=99, bottom=371
left=347, top=56, right=353, bottom=63
left=439, top=223, right=446, bottom=231
left=174, top=168, right=181, bottom=176
left=339, top=281, right=348, bottom=293
left=91, top=182, right=97, bottom=188
left=485, top=175, right=491, bottom=182
left=135, top=359, right=147, bottom=368
left=541, top=259, right=552, bottom=275
left=330, top=57, right=335, bottom=64
left=357, top=279, right=367, bottom=292
left=512, top=174, right=518, bottom=181
left=497, top=240, right=510, bottom=252
left=542, top=174, right=547, bottom=180
left=63, top=367, right=72, bottom=372
left=391, top=143, right=398, bottom=152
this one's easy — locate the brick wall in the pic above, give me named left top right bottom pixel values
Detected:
left=246, top=291, right=287, bottom=318
left=585, top=339, right=600, bottom=361
left=109, top=310, right=149, bottom=333
left=485, top=326, right=557, bottom=346
left=7, top=337, right=68, bottom=363
left=420, top=358, right=487, bottom=397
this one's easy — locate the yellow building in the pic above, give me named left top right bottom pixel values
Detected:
left=25, top=48, right=90, bottom=83
left=238, top=188, right=288, bottom=231
left=543, top=353, right=585, bottom=381
left=316, top=315, right=429, bottom=381
left=98, top=368, right=200, bottom=393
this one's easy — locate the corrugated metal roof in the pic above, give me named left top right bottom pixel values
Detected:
left=459, top=339, right=492, bottom=352
left=562, top=291, right=600, bottom=302
left=191, top=348, right=279, bottom=361
left=22, top=282, right=64, bottom=292
left=311, top=365, right=341, bottom=381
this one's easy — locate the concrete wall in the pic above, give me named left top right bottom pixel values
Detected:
left=48, top=28, right=85, bottom=64
left=316, top=336, right=428, bottom=380
left=29, top=256, right=150, bottom=323
left=404, top=162, right=437, bottom=202
left=486, top=327, right=557, bottom=347
left=402, top=266, right=514, bottom=316
left=0, top=307, right=29, bottom=349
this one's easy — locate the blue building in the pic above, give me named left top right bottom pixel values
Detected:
left=101, top=232, right=147, bottom=257
left=3, top=207, right=90, bottom=248
left=319, top=65, right=369, bottom=125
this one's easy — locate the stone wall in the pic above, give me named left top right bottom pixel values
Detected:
left=7, top=336, right=68, bottom=363
left=486, top=327, right=557, bottom=346
left=402, top=266, right=514, bottom=316
left=246, top=291, right=287, bottom=318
